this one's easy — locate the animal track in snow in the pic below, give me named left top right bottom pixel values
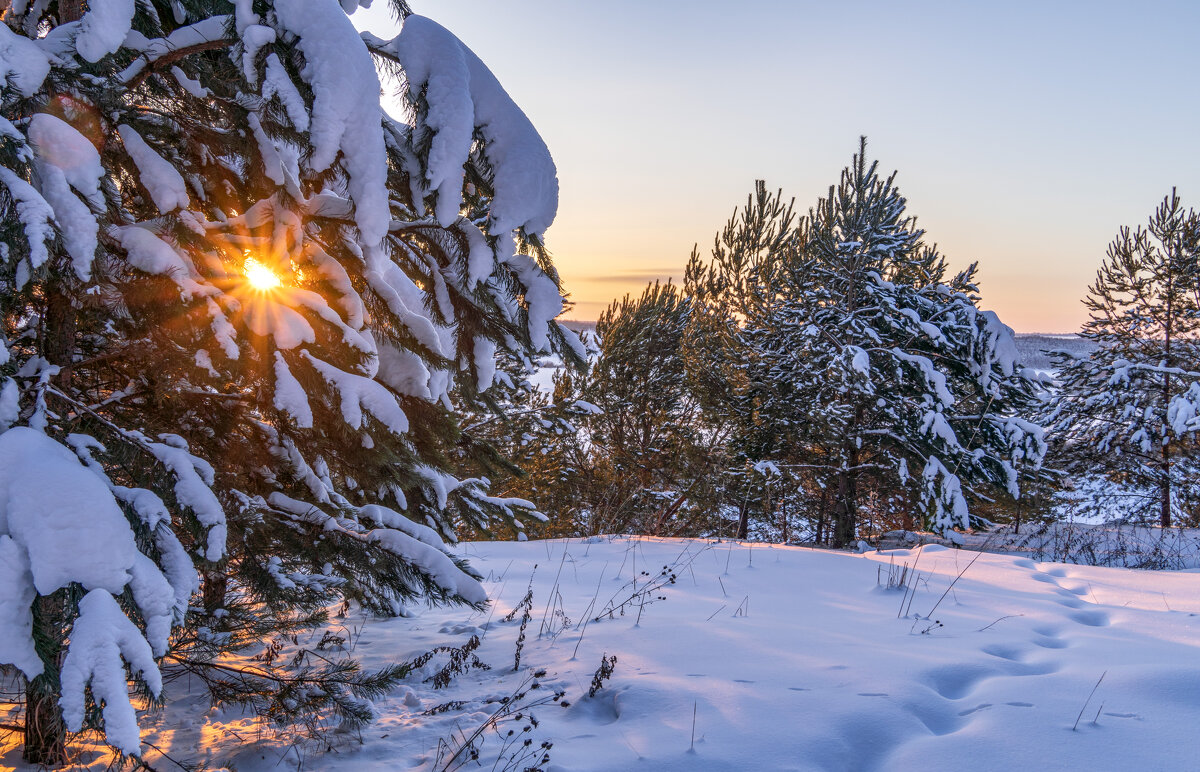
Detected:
left=1027, top=565, right=1111, bottom=628
left=980, top=643, right=1028, bottom=662
left=1069, top=609, right=1111, bottom=627
left=921, top=663, right=1001, bottom=700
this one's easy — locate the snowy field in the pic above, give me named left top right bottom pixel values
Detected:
left=10, top=536, right=1200, bottom=771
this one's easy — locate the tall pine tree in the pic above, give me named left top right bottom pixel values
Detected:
left=1048, top=191, right=1200, bottom=527
left=683, top=182, right=801, bottom=538
left=0, top=0, right=577, bottom=760
left=740, top=139, right=1045, bottom=546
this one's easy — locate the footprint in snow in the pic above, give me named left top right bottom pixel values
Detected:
left=981, top=643, right=1029, bottom=662
left=958, top=703, right=993, bottom=716
left=1031, top=624, right=1064, bottom=638
left=1069, top=609, right=1110, bottom=627
left=920, top=663, right=998, bottom=700
left=1006, top=702, right=1034, bottom=708
left=857, top=692, right=888, bottom=697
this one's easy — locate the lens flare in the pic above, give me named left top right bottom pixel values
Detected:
left=244, top=257, right=281, bottom=291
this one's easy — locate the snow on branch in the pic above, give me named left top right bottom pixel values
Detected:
left=382, top=15, right=559, bottom=239
left=273, top=0, right=389, bottom=244
left=116, top=124, right=189, bottom=212
left=892, top=349, right=955, bottom=406
left=125, top=430, right=226, bottom=562
left=59, top=590, right=162, bottom=755
left=118, top=16, right=232, bottom=86
left=0, top=23, right=51, bottom=97
left=27, top=113, right=103, bottom=280
left=0, top=428, right=175, bottom=753
left=76, top=0, right=135, bottom=63
left=267, top=493, right=485, bottom=604
left=0, top=167, right=54, bottom=286
left=301, top=352, right=410, bottom=434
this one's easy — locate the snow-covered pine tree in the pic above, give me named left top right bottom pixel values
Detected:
left=0, top=0, right=578, bottom=760
left=1047, top=191, right=1200, bottom=527
left=682, top=182, right=801, bottom=538
left=553, top=282, right=731, bottom=536
left=741, top=139, right=1046, bottom=546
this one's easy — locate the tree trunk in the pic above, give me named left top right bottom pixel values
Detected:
left=23, top=676, right=67, bottom=766
left=23, top=596, right=67, bottom=765
left=1161, top=271, right=1173, bottom=530
left=59, top=0, right=84, bottom=22
left=815, top=485, right=829, bottom=545
left=832, top=469, right=857, bottom=548
left=24, top=281, right=76, bottom=764
left=1161, top=463, right=1172, bottom=529
left=832, top=438, right=862, bottom=549
left=768, top=482, right=787, bottom=542
left=44, top=283, right=77, bottom=388
left=202, top=567, right=228, bottom=614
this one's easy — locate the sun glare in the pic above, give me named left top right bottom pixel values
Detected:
left=243, top=257, right=281, bottom=291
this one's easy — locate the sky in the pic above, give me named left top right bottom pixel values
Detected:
left=356, top=1, right=1200, bottom=332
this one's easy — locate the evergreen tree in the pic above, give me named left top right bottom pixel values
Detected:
left=546, top=283, right=731, bottom=537
left=740, top=139, right=1046, bottom=546
left=450, top=345, right=590, bottom=540
left=682, top=182, right=801, bottom=538
left=1047, top=191, right=1200, bottom=527
left=0, top=0, right=575, bottom=760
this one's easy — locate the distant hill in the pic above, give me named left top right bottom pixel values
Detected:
left=1014, top=334, right=1097, bottom=371
left=559, top=320, right=597, bottom=335
left=557, top=326, right=1094, bottom=372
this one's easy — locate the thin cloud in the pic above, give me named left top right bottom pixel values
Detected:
left=576, top=268, right=681, bottom=284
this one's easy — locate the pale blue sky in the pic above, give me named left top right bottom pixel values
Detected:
left=356, top=1, right=1200, bottom=331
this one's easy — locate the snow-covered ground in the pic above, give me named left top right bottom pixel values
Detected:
left=11, top=536, right=1200, bottom=771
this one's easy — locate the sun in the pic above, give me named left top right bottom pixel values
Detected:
left=243, top=256, right=281, bottom=291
